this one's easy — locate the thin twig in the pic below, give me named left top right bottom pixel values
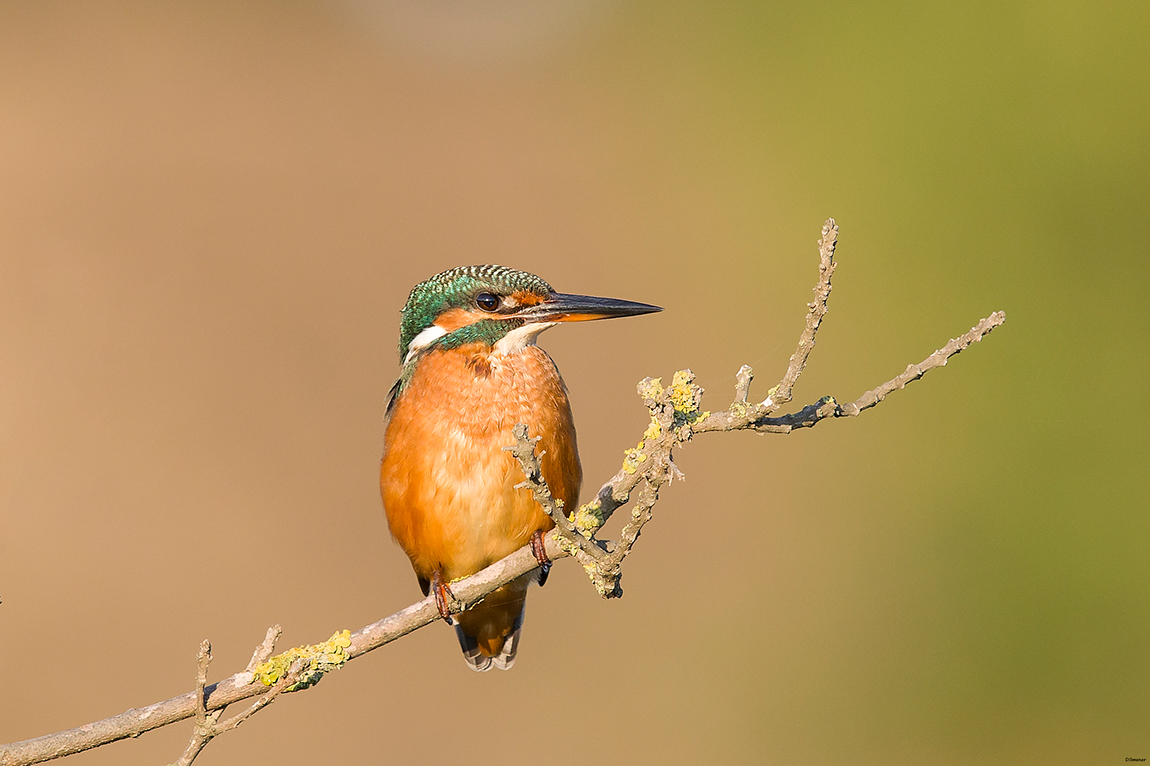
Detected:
left=838, top=311, right=1006, bottom=417
left=503, top=425, right=608, bottom=568
left=168, top=634, right=309, bottom=766
left=193, top=642, right=211, bottom=730
left=694, top=311, right=1007, bottom=434
left=733, top=364, right=753, bottom=405
left=766, top=218, right=838, bottom=412
left=244, top=626, right=282, bottom=673
left=170, top=641, right=218, bottom=766
left=213, top=658, right=308, bottom=735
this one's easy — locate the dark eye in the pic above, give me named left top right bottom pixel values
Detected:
left=475, top=292, right=500, bottom=312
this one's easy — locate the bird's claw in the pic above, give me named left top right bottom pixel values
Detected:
left=531, top=530, right=552, bottom=588
left=431, top=571, right=457, bottom=625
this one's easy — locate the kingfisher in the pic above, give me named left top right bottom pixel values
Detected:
left=381, top=265, right=660, bottom=671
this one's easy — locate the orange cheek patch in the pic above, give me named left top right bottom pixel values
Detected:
left=510, top=290, right=545, bottom=307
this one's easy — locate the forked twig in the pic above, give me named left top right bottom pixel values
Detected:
left=169, top=627, right=303, bottom=766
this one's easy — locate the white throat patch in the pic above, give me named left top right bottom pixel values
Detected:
left=493, top=322, right=558, bottom=356
left=404, top=324, right=448, bottom=364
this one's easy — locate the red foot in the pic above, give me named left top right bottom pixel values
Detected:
left=531, top=530, right=552, bottom=587
left=431, top=570, right=456, bottom=625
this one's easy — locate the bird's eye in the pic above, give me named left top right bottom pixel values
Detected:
left=475, top=292, right=500, bottom=312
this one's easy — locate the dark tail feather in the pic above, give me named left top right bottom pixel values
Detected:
left=455, top=626, right=494, bottom=672
left=489, top=606, right=523, bottom=671
left=452, top=576, right=532, bottom=672
left=454, top=605, right=523, bottom=672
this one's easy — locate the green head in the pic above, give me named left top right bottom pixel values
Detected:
left=397, top=265, right=553, bottom=358
left=396, top=263, right=662, bottom=364
left=388, top=264, right=661, bottom=409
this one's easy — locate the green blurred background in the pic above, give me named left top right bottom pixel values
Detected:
left=1, top=2, right=1146, bottom=764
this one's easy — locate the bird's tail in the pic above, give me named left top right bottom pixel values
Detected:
left=454, top=609, right=522, bottom=672
left=453, top=577, right=529, bottom=672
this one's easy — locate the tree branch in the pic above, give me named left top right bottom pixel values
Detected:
left=168, top=626, right=292, bottom=766
left=0, top=218, right=1005, bottom=766
left=694, top=310, right=1006, bottom=434
left=504, top=424, right=610, bottom=577
left=769, top=217, right=838, bottom=412
left=0, top=542, right=570, bottom=766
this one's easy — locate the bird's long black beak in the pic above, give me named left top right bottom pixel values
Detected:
left=521, top=292, right=663, bottom=323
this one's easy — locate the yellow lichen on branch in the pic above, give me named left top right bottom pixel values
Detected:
left=253, top=630, right=352, bottom=691
left=668, top=370, right=701, bottom=416
left=571, top=501, right=603, bottom=536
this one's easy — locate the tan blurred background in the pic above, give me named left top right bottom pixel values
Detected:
left=1, top=1, right=1147, bottom=764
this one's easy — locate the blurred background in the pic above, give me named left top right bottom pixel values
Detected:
left=1, top=1, right=1146, bottom=764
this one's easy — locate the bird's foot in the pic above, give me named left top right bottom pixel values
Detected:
left=531, top=530, right=552, bottom=588
left=430, top=570, right=458, bottom=625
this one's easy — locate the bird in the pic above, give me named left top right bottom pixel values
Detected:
left=380, top=265, right=660, bottom=671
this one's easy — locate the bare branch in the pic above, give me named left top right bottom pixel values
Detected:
left=167, top=630, right=305, bottom=766
left=732, top=364, right=753, bottom=405
left=0, top=542, right=572, bottom=766
left=244, top=626, right=282, bottom=673
left=169, top=641, right=218, bottom=766
left=694, top=311, right=1006, bottom=434
left=213, top=657, right=308, bottom=735
left=767, top=218, right=838, bottom=411
left=838, top=311, right=1006, bottom=417
left=503, top=425, right=609, bottom=572
left=0, top=218, right=1006, bottom=766
left=193, top=642, right=211, bottom=730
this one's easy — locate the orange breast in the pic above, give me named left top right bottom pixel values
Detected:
left=380, top=343, right=581, bottom=583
